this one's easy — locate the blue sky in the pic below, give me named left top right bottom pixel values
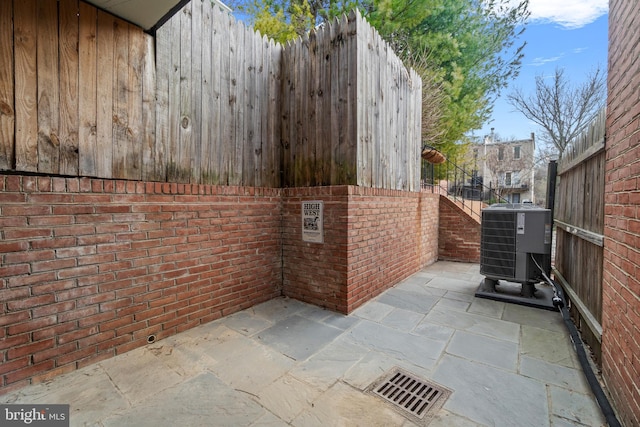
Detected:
left=473, top=0, right=609, bottom=141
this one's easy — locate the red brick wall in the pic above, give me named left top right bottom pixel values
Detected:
left=0, top=175, right=282, bottom=393
left=1, top=177, right=443, bottom=392
left=603, top=0, right=640, bottom=424
left=438, top=196, right=481, bottom=263
left=346, top=188, right=439, bottom=312
left=281, top=187, right=439, bottom=314
left=282, top=187, right=350, bottom=313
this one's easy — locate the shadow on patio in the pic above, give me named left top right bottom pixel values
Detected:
left=1, top=261, right=605, bottom=427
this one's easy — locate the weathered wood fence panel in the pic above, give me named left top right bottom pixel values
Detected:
left=1, top=1, right=421, bottom=190
left=0, top=1, right=14, bottom=171
left=281, top=11, right=422, bottom=190
left=554, top=107, right=606, bottom=360
left=155, top=0, right=282, bottom=185
left=2, top=0, right=154, bottom=179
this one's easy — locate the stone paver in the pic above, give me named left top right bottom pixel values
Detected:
left=0, top=262, right=606, bottom=427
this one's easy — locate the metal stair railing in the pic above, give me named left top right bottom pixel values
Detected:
left=421, top=156, right=509, bottom=222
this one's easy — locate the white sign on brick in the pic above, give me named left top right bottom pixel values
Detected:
left=302, top=201, right=323, bottom=243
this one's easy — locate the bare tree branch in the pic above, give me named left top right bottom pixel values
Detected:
left=506, top=66, right=606, bottom=157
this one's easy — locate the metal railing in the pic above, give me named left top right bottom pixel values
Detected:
left=421, top=156, right=509, bottom=222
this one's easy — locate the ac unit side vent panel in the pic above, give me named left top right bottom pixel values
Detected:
left=481, top=211, right=516, bottom=278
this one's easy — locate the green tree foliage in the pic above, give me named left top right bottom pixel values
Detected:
left=366, top=0, right=529, bottom=156
left=233, top=0, right=358, bottom=42
left=233, top=0, right=529, bottom=158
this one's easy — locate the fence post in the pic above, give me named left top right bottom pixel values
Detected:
left=546, top=159, right=557, bottom=219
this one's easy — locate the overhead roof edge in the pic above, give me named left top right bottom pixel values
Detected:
left=83, top=0, right=190, bottom=32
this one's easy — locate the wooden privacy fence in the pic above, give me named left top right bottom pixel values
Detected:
left=281, top=13, right=422, bottom=189
left=156, top=1, right=282, bottom=185
left=0, top=0, right=157, bottom=178
left=0, top=0, right=422, bottom=190
left=554, top=107, right=606, bottom=361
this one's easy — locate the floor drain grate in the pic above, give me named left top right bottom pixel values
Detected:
left=366, top=367, right=451, bottom=425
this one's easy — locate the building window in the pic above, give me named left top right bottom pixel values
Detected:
left=498, top=147, right=504, bottom=161
left=473, top=149, right=478, bottom=160
left=514, top=146, right=521, bottom=159
left=505, top=172, right=512, bottom=186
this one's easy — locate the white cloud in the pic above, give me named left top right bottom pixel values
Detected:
left=572, top=47, right=588, bottom=54
left=530, top=55, right=564, bottom=66
left=526, top=0, right=608, bottom=29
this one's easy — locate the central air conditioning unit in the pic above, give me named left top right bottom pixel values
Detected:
left=476, top=203, right=554, bottom=310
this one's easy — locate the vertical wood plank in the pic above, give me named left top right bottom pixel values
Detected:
left=96, top=11, right=114, bottom=178
left=243, top=24, right=256, bottom=186
left=254, top=31, right=265, bottom=186
left=37, top=0, right=60, bottom=173
left=59, top=0, right=79, bottom=176
left=292, top=39, right=302, bottom=186
left=299, top=34, right=309, bottom=186
left=167, top=10, right=181, bottom=181
left=411, top=70, right=422, bottom=191
left=306, top=31, right=316, bottom=187
left=125, top=23, right=143, bottom=180
left=0, top=1, right=14, bottom=170
left=346, top=11, right=357, bottom=185
left=313, top=26, right=325, bottom=185
left=200, top=0, right=213, bottom=184
left=397, top=61, right=405, bottom=189
left=337, top=15, right=350, bottom=184
left=111, top=17, right=129, bottom=179
left=279, top=41, right=290, bottom=186
left=355, top=12, right=366, bottom=187
left=14, top=0, right=37, bottom=172
left=178, top=4, right=192, bottom=183
left=78, top=1, right=97, bottom=176
left=219, top=9, right=232, bottom=185
left=231, top=24, right=245, bottom=185
left=141, top=33, right=156, bottom=181
left=209, top=5, right=223, bottom=184
left=270, top=38, right=281, bottom=187
left=318, top=23, right=334, bottom=185
left=329, top=20, right=339, bottom=185
left=190, top=0, right=202, bottom=183
left=257, top=35, right=268, bottom=187
left=154, top=15, right=171, bottom=181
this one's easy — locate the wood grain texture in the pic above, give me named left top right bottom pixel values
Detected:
left=96, top=10, right=114, bottom=178
left=37, top=0, right=60, bottom=173
left=141, top=34, right=156, bottom=181
left=0, top=1, right=14, bottom=170
left=154, top=8, right=170, bottom=182
left=78, top=1, right=98, bottom=176
left=4, top=3, right=420, bottom=190
left=58, top=0, right=79, bottom=176
left=176, top=4, right=192, bottom=183
left=111, top=16, right=129, bottom=179
left=125, top=21, right=143, bottom=180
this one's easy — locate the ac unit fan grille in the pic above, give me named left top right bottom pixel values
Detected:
left=481, top=211, right=516, bottom=278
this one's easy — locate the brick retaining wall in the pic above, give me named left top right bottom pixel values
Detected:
left=281, top=187, right=439, bottom=314
left=1, top=176, right=444, bottom=392
left=438, top=196, right=481, bottom=263
left=0, top=175, right=282, bottom=392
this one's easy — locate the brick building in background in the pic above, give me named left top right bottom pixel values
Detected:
left=603, top=0, right=640, bottom=424
left=470, top=132, right=536, bottom=204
